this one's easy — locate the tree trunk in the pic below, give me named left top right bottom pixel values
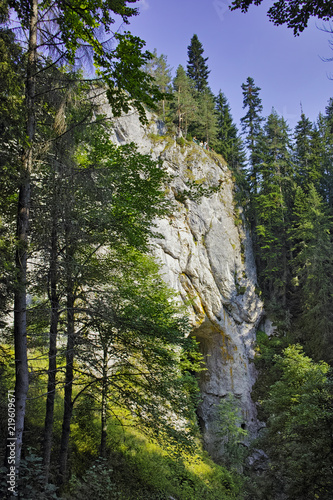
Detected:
left=13, top=177, right=30, bottom=471
left=43, top=222, right=59, bottom=482
left=58, top=285, right=75, bottom=483
left=100, top=349, right=108, bottom=457
left=11, top=0, right=38, bottom=473
left=59, top=208, right=76, bottom=483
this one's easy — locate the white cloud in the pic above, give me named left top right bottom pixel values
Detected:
left=213, top=0, right=232, bottom=22
left=138, top=0, right=149, bottom=11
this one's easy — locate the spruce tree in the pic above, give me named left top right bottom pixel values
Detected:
left=194, top=88, right=218, bottom=144
left=294, top=113, right=321, bottom=189
left=241, top=76, right=264, bottom=195
left=316, top=105, right=333, bottom=212
left=254, top=110, right=293, bottom=314
left=255, top=345, right=333, bottom=500
left=214, top=91, right=237, bottom=160
left=289, top=184, right=333, bottom=363
left=145, top=49, right=172, bottom=121
left=214, top=91, right=246, bottom=171
left=172, top=65, right=197, bottom=137
left=186, top=34, right=210, bottom=92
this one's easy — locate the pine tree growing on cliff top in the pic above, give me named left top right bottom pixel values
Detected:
left=187, top=34, right=210, bottom=92
left=241, top=76, right=264, bottom=195
left=172, top=65, right=197, bottom=137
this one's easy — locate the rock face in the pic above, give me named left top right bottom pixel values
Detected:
left=105, top=108, right=264, bottom=461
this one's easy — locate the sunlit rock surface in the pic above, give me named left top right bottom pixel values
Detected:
left=104, top=107, right=264, bottom=460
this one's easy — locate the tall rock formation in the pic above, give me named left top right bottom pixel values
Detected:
left=104, top=107, right=264, bottom=461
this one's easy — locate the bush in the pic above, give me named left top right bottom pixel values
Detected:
left=0, top=448, right=59, bottom=500
left=70, top=458, right=120, bottom=500
left=176, top=137, right=186, bottom=147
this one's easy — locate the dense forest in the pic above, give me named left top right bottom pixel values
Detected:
left=1, top=0, right=333, bottom=499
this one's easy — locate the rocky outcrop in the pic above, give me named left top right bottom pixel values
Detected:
left=103, top=107, right=264, bottom=461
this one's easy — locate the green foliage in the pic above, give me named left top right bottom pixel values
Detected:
left=193, top=88, right=218, bottom=145
left=68, top=410, right=242, bottom=500
left=8, top=1, right=164, bottom=126
left=70, top=458, right=120, bottom=500
left=0, top=219, right=15, bottom=323
left=0, top=345, right=15, bottom=449
left=72, top=125, right=171, bottom=249
left=104, top=32, right=165, bottom=124
left=176, top=136, right=186, bottom=147
left=3, top=11, right=333, bottom=498
left=251, top=330, right=291, bottom=422
left=186, top=34, right=210, bottom=92
left=0, top=26, right=24, bottom=319
left=12, top=368, right=242, bottom=500
left=214, top=90, right=248, bottom=206
left=214, top=91, right=241, bottom=164
left=253, top=110, right=293, bottom=312
left=74, top=247, right=203, bottom=451
left=174, top=176, right=222, bottom=204
left=215, top=394, right=248, bottom=470
left=293, top=113, right=321, bottom=189
left=315, top=110, right=333, bottom=211
left=241, top=77, right=263, bottom=194
left=288, top=184, right=333, bottom=362
left=144, top=49, right=173, bottom=121
left=252, top=345, right=333, bottom=499
left=172, top=65, right=198, bottom=137
left=0, top=448, right=60, bottom=499
left=230, top=0, right=333, bottom=35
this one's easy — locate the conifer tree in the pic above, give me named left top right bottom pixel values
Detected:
left=214, top=91, right=237, bottom=160
left=231, top=0, right=333, bottom=36
left=294, top=113, right=321, bottom=189
left=254, top=110, right=293, bottom=313
left=194, top=88, right=218, bottom=144
left=172, top=65, right=197, bottom=137
left=289, top=185, right=333, bottom=362
left=214, top=91, right=246, bottom=171
left=255, top=345, right=333, bottom=500
left=145, top=49, right=172, bottom=121
left=316, top=105, right=333, bottom=212
left=186, top=34, right=210, bottom=92
left=241, top=76, right=264, bottom=195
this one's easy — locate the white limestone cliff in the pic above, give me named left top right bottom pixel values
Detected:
left=104, top=107, right=264, bottom=461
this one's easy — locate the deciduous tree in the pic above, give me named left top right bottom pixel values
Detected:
left=230, top=0, right=333, bottom=35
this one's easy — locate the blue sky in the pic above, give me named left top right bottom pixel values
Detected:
left=126, top=0, right=333, bottom=133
